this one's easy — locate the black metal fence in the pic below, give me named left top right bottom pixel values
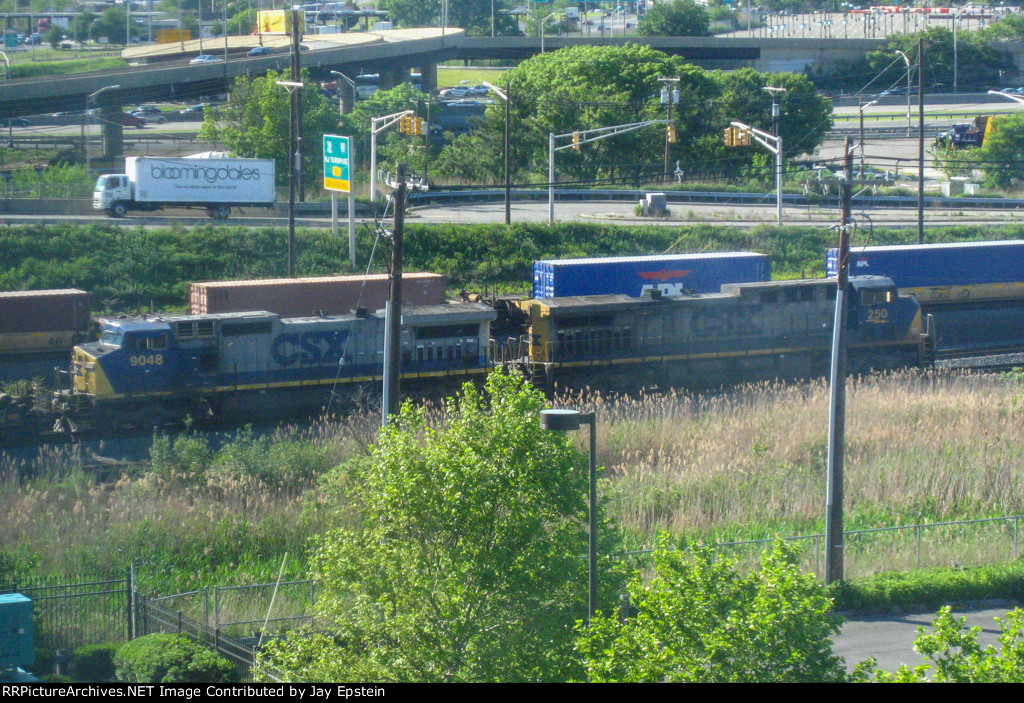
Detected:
left=0, top=573, right=130, bottom=655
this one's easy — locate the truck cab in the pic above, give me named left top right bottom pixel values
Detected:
left=93, top=174, right=132, bottom=217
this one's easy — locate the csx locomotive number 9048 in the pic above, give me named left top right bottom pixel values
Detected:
left=69, top=303, right=496, bottom=427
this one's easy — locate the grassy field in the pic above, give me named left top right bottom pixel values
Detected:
left=436, top=65, right=511, bottom=90
left=3, top=367, right=1021, bottom=596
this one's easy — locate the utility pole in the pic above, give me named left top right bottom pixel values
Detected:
left=504, top=82, right=511, bottom=225
left=764, top=86, right=787, bottom=226
left=384, top=163, right=406, bottom=426
left=825, top=136, right=853, bottom=586
left=917, top=37, right=924, bottom=245
left=291, top=8, right=304, bottom=203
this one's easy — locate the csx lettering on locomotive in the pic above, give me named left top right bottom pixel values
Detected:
left=271, top=330, right=349, bottom=366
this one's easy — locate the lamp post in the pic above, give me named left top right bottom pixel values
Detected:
left=858, top=97, right=879, bottom=179
left=895, top=50, right=912, bottom=137
left=85, top=84, right=121, bottom=172
left=483, top=80, right=511, bottom=225
left=953, top=5, right=967, bottom=94
left=330, top=69, right=355, bottom=117
left=764, top=86, right=786, bottom=226
left=540, top=12, right=555, bottom=53
left=276, top=79, right=304, bottom=277
left=539, top=408, right=598, bottom=625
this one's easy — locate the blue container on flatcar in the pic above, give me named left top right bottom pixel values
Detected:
left=827, top=240, right=1024, bottom=290
left=532, top=253, right=771, bottom=299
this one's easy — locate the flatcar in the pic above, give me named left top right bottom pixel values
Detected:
left=62, top=303, right=496, bottom=430
left=515, top=276, right=933, bottom=391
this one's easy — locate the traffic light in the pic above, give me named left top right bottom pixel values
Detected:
left=723, top=126, right=735, bottom=147
left=399, top=115, right=413, bottom=134
left=413, top=117, right=425, bottom=135
left=667, top=124, right=678, bottom=144
left=737, top=128, right=750, bottom=146
left=572, top=131, right=581, bottom=150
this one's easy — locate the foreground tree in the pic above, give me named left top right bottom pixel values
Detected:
left=864, top=607, right=1024, bottom=682
left=975, top=114, right=1024, bottom=190
left=262, top=371, right=622, bottom=682
left=576, top=538, right=849, bottom=683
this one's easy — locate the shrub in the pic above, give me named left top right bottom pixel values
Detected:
left=73, top=643, right=119, bottom=682
left=114, top=634, right=236, bottom=683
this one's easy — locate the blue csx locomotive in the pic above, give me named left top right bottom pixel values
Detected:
left=69, top=303, right=497, bottom=426
left=516, top=276, right=933, bottom=391
left=53, top=275, right=934, bottom=432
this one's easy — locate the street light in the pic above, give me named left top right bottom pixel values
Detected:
left=953, top=5, right=969, bottom=94
left=330, top=69, right=355, bottom=117
left=895, top=50, right=912, bottom=138
left=539, top=408, right=598, bottom=625
left=540, top=13, right=556, bottom=53
left=857, top=97, right=879, bottom=179
left=276, top=79, right=304, bottom=277
left=483, top=80, right=511, bottom=225
left=85, top=84, right=121, bottom=172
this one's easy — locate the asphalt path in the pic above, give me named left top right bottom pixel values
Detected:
left=835, top=603, right=1021, bottom=674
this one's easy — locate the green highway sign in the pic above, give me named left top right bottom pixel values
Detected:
left=323, top=134, right=351, bottom=193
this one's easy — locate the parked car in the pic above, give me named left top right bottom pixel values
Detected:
left=179, top=103, right=213, bottom=116
left=465, top=84, right=490, bottom=97
left=247, top=46, right=275, bottom=57
left=132, top=110, right=164, bottom=124
left=120, top=113, right=146, bottom=128
left=189, top=54, right=223, bottom=65
left=439, top=86, right=472, bottom=98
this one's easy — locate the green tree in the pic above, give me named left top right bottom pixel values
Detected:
left=433, top=45, right=830, bottom=187
left=865, top=607, right=1024, bottom=682
left=865, top=27, right=1010, bottom=93
left=261, top=371, right=623, bottom=682
left=576, top=538, right=849, bottom=683
left=636, top=0, right=710, bottom=37
left=378, top=0, right=438, bottom=28
left=90, top=6, right=132, bottom=45
left=971, top=114, right=1024, bottom=190
left=198, top=70, right=338, bottom=190
left=44, top=24, right=65, bottom=49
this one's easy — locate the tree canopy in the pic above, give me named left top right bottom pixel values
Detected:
left=576, top=538, right=849, bottom=683
left=636, top=0, right=711, bottom=38
left=261, top=371, right=623, bottom=682
left=435, top=44, right=831, bottom=187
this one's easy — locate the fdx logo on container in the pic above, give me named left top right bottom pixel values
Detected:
left=639, top=268, right=690, bottom=296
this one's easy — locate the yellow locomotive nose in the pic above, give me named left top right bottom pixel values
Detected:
left=72, top=348, right=98, bottom=395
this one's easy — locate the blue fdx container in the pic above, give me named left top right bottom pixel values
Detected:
left=828, top=240, right=1024, bottom=292
left=532, top=253, right=771, bottom=299
left=0, top=593, right=33, bottom=669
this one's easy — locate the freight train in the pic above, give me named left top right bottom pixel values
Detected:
left=0, top=275, right=932, bottom=445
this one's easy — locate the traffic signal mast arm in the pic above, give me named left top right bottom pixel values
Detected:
left=729, top=121, right=779, bottom=154
left=369, top=110, right=415, bottom=205
left=554, top=119, right=671, bottom=151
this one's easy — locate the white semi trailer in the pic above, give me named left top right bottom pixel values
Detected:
left=93, top=155, right=276, bottom=219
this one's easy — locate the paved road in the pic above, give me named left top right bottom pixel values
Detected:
left=835, top=603, right=1020, bottom=674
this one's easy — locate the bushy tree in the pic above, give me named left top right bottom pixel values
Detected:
left=261, top=371, right=623, bottom=682
left=198, top=70, right=338, bottom=189
left=975, top=114, right=1024, bottom=190
left=576, top=538, right=849, bottom=683
left=434, top=45, right=830, bottom=187
left=637, top=0, right=710, bottom=37
left=862, top=607, right=1024, bottom=682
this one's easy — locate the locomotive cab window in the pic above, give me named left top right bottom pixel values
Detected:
left=145, top=335, right=168, bottom=351
left=861, top=289, right=895, bottom=306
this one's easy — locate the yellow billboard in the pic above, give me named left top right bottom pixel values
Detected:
left=257, top=10, right=305, bottom=35
left=157, top=29, right=191, bottom=44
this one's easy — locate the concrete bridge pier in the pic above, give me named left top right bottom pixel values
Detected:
left=338, top=81, right=355, bottom=114
left=419, top=63, right=437, bottom=94
left=100, top=104, right=124, bottom=162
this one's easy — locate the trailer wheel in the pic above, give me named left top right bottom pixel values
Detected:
left=215, top=205, right=231, bottom=220
left=110, top=203, right=127, bottom=218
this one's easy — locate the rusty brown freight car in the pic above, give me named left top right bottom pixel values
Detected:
left=0, top=289, right=91, bottom=356
left=190, top=273, right=446, bottom=317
